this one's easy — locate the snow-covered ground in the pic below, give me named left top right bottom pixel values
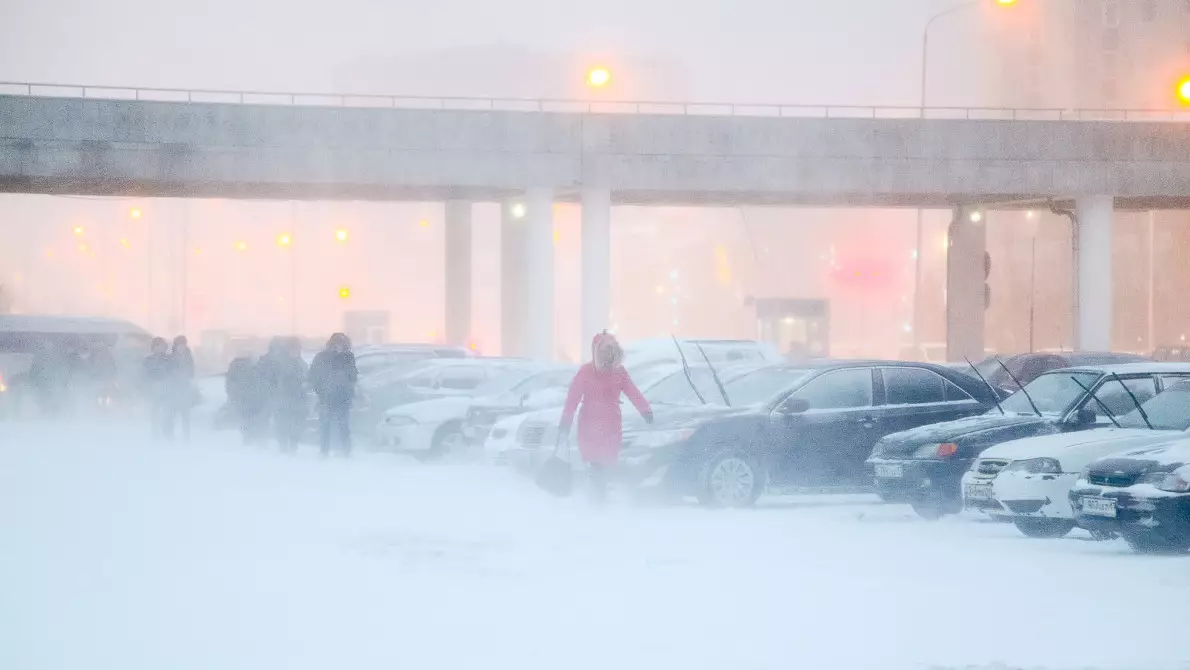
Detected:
left=2, top=420, right=1188, bottom=670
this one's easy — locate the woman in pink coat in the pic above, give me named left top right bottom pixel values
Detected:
left=559, top=332, right=653, bottom=499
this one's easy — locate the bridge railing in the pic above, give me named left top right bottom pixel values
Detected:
left=4, top=80, right=1190, bottom=122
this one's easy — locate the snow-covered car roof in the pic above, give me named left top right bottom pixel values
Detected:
left=1057, top=362, right=1190, bottom=375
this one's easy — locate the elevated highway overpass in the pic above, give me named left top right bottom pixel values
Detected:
left=4, top=83, right=1190, bottom=358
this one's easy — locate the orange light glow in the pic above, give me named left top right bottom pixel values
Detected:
left=277, top=233, right=292, bottom=247
left=130, top=208, right=142, bottom=219
left=120, top=238, right=130, bottom=248
left=335, top=229, right=349, bottom=242
left=74, top=226, right=84, bottom=236
left=997, top=0, right=1016, bottom=5
left=1178, top=76, right=1190, bottom=105
left=936, top=443, right=959, bottom=458
left=338, top=287, right=351, bottom=299
left=586, top=67, right=612, bottom=88
left=235, top=241, right=247, bottom=252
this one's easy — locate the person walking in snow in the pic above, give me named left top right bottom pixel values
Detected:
left=164, top=335, right=196, bottom=442
left=309, top=333, right=357, bottom=457
left=142, top=337, right=172, bottom=439
left=257, top=337, right=308, bottom=452
left=558, top=332, right=653, bottom=501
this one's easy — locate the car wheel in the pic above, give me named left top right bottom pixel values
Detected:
left=910, top=500, right=945, bottom=520
left=697, top=451, right=766, bottom=508
left=419, top=422, right=462, bottom=462
left=1013, top=518, right=1075, bottom=539
left=1123, top=529, right=1190, bottom=554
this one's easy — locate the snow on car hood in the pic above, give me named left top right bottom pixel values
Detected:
left=1093, top=436, right=1190, bottom=473
left=980, top=428, right=1181, bottom=470
left=384, top=396, right=473, bottom=422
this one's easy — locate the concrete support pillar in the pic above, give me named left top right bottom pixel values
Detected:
left=443, top=200, right=472, bottom=347
left=524, top=188, right=555, bottom=361
left=500, top=201, right=527, bottom=357
left=581, top=188, right=611, bottom=360
left=945, top=208, right=986, bottom=362
left=1076, top=195, right=1113, bottom=351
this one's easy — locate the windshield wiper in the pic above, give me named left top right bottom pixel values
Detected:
left=1069, top=376, right=1122, bottom=428
left=695, top=343, right=731, bottom=407
left=1110, top=373, right=1153, bottom=430
left=964, top=356, right=1005, bottom=415
left=671, top=335, right=707, bottom=405
left=994, top=357, right=1041, bottom=417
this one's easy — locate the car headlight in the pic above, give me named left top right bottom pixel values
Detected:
left=384, top=415, right=417, bottom=427
left=630, top=428, right=695, bottom=449
left=912, top=442, right=959, bottom=459
left=1004, top=457, right=1063, bottom=474
left=1138, top=469, right=1190, bottom=493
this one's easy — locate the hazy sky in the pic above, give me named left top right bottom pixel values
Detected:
left=0, top=0, right=985, bottom=105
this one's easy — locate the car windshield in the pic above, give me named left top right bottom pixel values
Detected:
left=471, top=367, right=537, bottom=397
left=999, top=371, right=1101, bottom=416
left=723, top=367, right=814, bottom=407
left=1118, top=383, right=1190, bottom=430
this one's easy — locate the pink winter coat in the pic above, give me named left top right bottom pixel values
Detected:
left=559, top=354, right=652, bottom=466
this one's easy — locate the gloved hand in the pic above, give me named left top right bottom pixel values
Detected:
left=643, top=411, right=654, bottom=425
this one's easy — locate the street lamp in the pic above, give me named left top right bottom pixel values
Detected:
left=335, top=228, right=349, bottom=242
left=913, top=0, right=1014, bottom=347
left=510, top=203, right=527, bottom=219
left=130, top=208, right=142, bottom=220
left=586, top=67, right=612, bottom=89
left=1178, top=76, right=1190, bottom=105
left=277, top=233, right=292, bottom=247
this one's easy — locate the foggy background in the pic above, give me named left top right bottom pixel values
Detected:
left=2, top=0, right=1187, bottom=362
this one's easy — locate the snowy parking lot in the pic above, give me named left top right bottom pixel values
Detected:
left=2, top=421, right=1188, bottom=670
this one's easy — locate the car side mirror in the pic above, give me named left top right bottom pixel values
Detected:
left=519, top=393, right=529, bottom=408
left=1068, top=407, right=1096, bottom=427
left=781, top=398, right=810, bottom=416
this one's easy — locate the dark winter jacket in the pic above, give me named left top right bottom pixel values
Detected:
left=257, top=352, right=306, bottom=411
left=142, top=353, right=171, bottom=390
left=309, top=350, right=357, bottom=405
left=226, top=357, right=267, bottom=413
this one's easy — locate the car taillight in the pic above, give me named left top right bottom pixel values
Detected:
left=936, top=443, right=959, bottom=458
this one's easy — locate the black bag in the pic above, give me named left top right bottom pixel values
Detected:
left=535, top=440, right=573, bottom=498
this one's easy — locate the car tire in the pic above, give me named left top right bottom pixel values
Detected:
left=696, top=450, right=766, bottom=508
left=1123, top=529, right=1190, bottom=554
left=419, top=421, right=462, bottom=462
left=911, top=494, right=961, bottom=521
left=1013, top=518, right=1075, bottom=539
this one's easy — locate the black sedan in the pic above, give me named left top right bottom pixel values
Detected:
left=1070, top=440, right=1190, bottom=553
left=867, top=362, right=1190, bottom=519
left=617, top=360, right=1000, bottom=507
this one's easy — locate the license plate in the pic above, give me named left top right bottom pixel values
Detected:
left=964, top=482, right=994, bottom=500
left=1081, top=496, right=1117, bottom=518
left=875, top=463, right=903, bottom=478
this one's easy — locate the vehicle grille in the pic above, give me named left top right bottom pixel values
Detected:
left=1088, top=472, right=1137, bottom=488
left=518, top=422, right=547, bottom=449
left=976, top=459, right=1011, bottom=476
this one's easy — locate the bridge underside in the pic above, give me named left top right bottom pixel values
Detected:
left=5, top=177, right=1189, bottom=211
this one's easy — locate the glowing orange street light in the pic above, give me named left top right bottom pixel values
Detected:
left=586, top=67, right=612, bottom=88
left=74, top=226, right=84, bottom=236
left=335, top=229, right=349, bottom=242
left=996, top=0, right=1016, bottom=5
left=338, top=287, right=351, bottom=299
left=1178, top=76, right=1190, bottom=106
left=277, top=233, right=292, bottom=247
left=235, top=241, right=247, bottom=252
left=130, top=208, right=142, bottom=219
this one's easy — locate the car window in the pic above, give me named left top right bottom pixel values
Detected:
left=1080, top=376, right=1157, bottom=424
left=944, top=379, right=974, bottom=401
left=1001, top=371, right=1100, bottom=416
left=787, top=368, right=873, bottom=410
left=881, top=367, right=947, bottom=405
left=438, top=366, right=487, bottom=390
left=1159, top=374, right=1190, bottom=389
left=1118, top=381, right=1190, bottom=430
left=726, top=367, right=815, bottom=407
left=405, top=368, right=440, bottom=389
left=646, top=369, right=722, bottom=404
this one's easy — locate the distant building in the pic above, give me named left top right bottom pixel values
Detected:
left=989, top=0, right=1190, bottom=109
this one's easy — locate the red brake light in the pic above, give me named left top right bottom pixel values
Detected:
left=936, top=443, right=958, bottom=458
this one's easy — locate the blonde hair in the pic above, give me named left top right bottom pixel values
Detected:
left=595, top=334, right=624, bottom=370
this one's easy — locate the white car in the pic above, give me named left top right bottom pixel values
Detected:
left=962, top=379, right=1190, bottom=538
